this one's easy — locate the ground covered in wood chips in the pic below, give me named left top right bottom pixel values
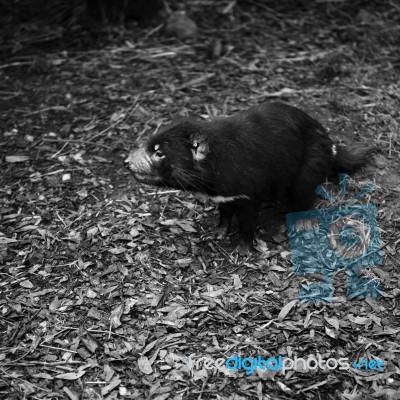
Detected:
left=1, top=1, right=400, bottom=399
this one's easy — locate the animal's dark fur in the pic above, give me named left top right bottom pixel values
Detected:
left=124, top=102, right=372, bottom=252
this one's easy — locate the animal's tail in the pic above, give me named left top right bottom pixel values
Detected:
left=332, top=145, right=374, bottom=174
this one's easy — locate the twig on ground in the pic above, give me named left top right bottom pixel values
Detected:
left=24, top=106, right=71, bottom=115
left=43, top=138, right=113, bottom=150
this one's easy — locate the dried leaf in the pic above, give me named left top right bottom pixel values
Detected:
left=63, top=387, right=79, bottom=400
left=49, top=298, right=62, bottom=310
left=101, top=378, right=122, bottom=396
left=277, top=299, right=297, bottom=321
left=6, top=155, right=30, bottom=163
left=348, top=315, right=372, bottom=325
left=110, top=304, right=124, bottom=328
left=20, top=280, right=33, bottom=289
left=32, top=373, right=53, bottom=379
left=176, top=221, right=197, bottom=232
left=325, top=326, right=337, bottom=339
left=55, top=370, right=86, bottom=380
left=138, top=356, right=153, bottom=375
left=325, top=317, right=340, bottom=330
left=233, top=274, right=242, bottom=290
left=81, top=336, right=98, bottom=353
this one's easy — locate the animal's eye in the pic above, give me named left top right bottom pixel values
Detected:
left=154, top=149, right=164, bottom=158
left=152, top=144, right=164, bottom=158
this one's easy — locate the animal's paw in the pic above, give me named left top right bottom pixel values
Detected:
left=215, top=225, right=229, bottom=240
left=234, top=242, right=255, bottom=255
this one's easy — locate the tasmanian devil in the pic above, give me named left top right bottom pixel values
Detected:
left=124, top=102, right=372, bottom=252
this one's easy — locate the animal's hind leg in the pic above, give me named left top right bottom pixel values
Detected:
left=289, top=181, right=318, bottom=212
left=289, top=149, right=332, bottom=212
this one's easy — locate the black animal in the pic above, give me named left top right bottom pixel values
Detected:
left=124, top=102, right=371, bottom=252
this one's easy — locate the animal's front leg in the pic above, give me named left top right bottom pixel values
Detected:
left=233, top=200, right=261, bottom=254
left=216, top=204, right=233, bottom=240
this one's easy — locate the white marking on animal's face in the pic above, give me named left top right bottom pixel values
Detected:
left=137, top=147, right=153, bottom=170
left=125, top=147, right=153, bottom=174
left=209, top=195, right=250, bottom=203
left=154, top=144, right=160, bottom=151
left=332, top=144, right=337, bottom=156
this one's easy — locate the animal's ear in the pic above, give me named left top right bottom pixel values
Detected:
left=190, top=132, right=209, bottom=161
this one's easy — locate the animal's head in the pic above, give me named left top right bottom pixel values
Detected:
left=124, top=119, right=209, bottom=190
